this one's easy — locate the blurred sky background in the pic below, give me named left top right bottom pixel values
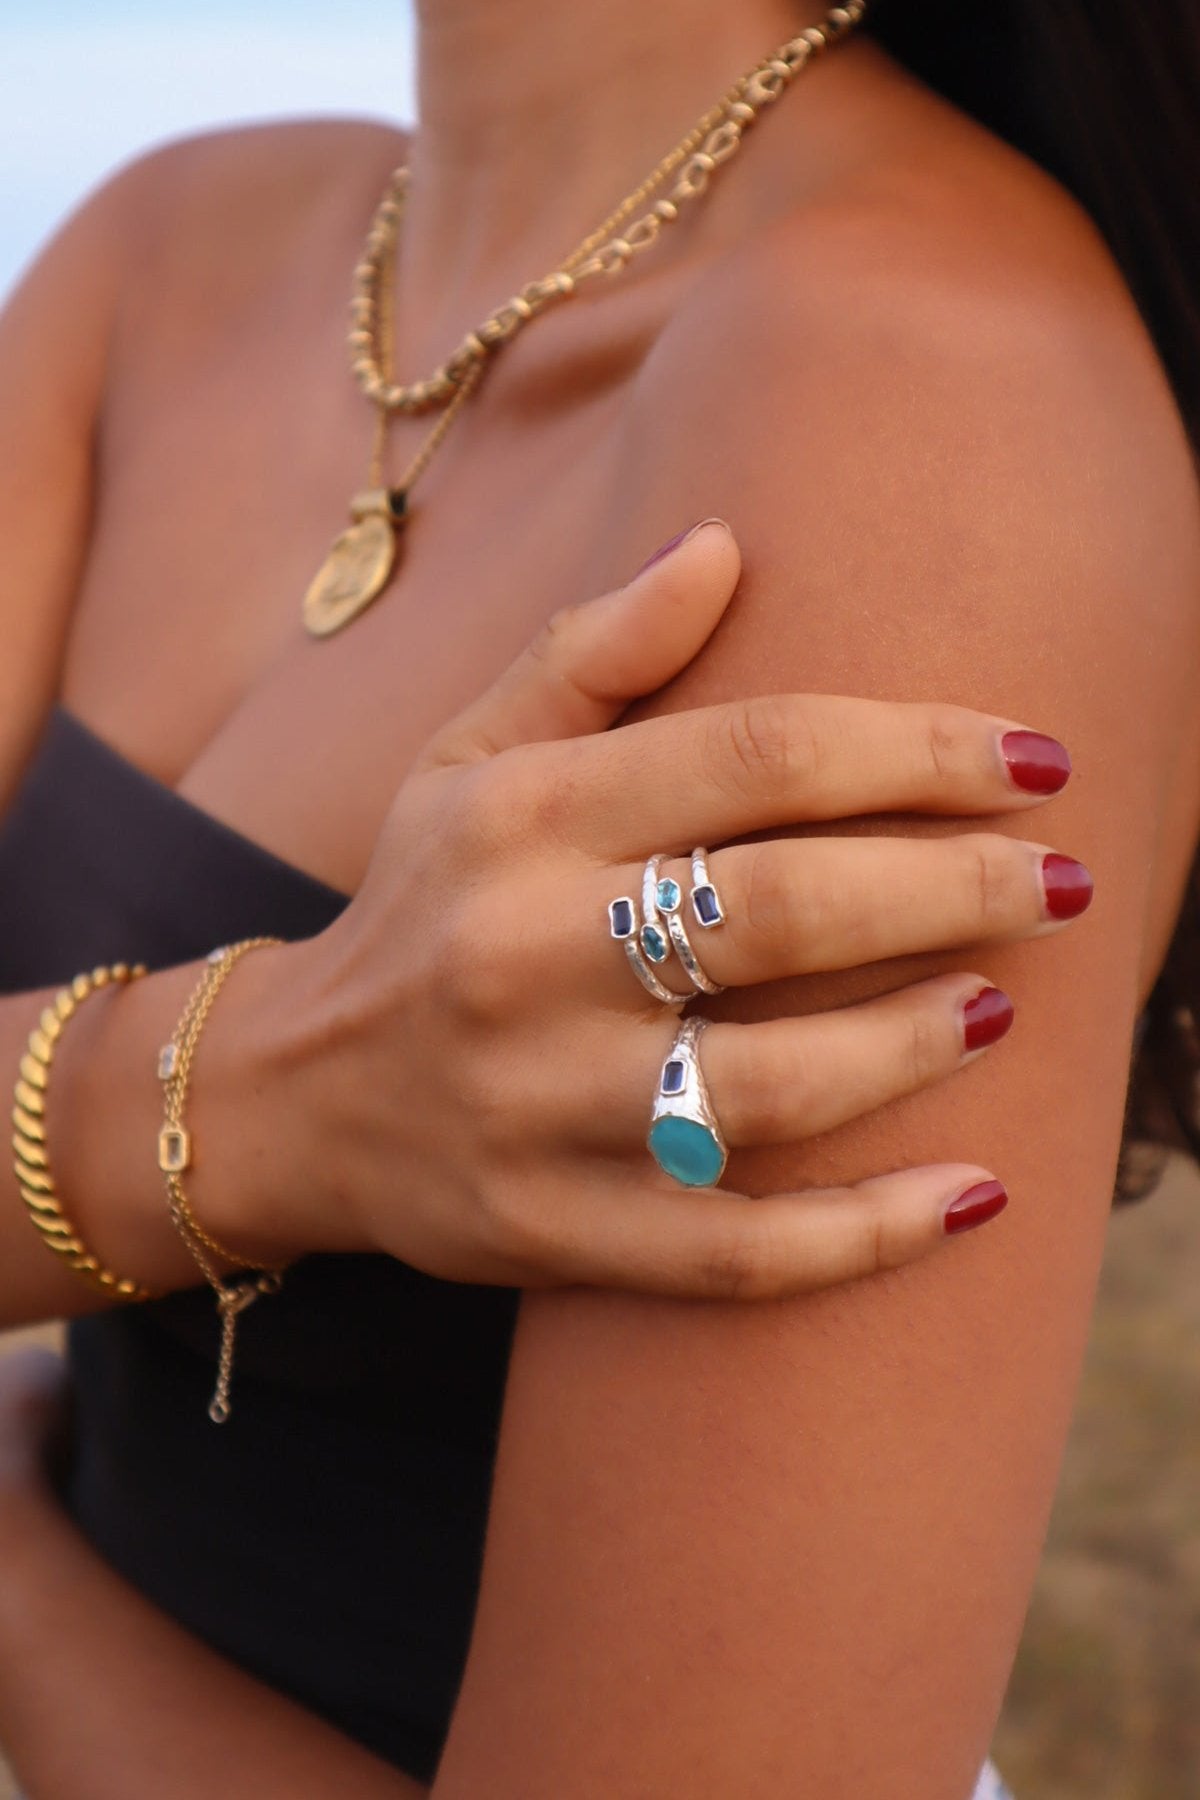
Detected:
left=0, top=0, right=416, bottom=300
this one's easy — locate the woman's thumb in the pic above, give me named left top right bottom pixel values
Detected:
left=415, top=519, right=739, bottom=770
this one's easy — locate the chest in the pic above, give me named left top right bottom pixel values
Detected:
left=58, top=253, right=656, bottom=895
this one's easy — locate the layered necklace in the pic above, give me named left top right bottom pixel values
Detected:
left=302, top=0, right=867, bottom=638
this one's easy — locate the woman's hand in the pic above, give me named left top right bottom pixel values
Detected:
left=292, top=520, right=1089, bottom=1298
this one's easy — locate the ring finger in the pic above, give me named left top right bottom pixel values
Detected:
left=576, top=971, right=1013, bottom=1151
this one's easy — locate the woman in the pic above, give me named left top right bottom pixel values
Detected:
left=0, top=2, right=1197, bottom=1796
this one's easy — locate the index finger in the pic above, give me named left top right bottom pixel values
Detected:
left=516, top=692, right=1071, bottom=860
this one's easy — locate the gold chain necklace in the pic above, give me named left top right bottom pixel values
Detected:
left=302, top=0, right=867, bottom=638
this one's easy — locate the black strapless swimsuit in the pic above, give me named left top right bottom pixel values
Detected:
left=0, top=706, right=519, bottom=1783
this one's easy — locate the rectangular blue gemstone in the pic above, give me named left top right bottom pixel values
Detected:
left=661, top=1058, right=687, bottom=1096
left=692, top=883, right=723, bottom=927
left=609, top=897, right=635, bottom=939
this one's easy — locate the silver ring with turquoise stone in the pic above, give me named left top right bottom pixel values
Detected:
left=646, top=855, right=724, bottom=996
left=608, top=892, right=685, bottom=1006
left=648, top=1015, right=728, bottom=1188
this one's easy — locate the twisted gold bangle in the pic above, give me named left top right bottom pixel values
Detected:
left=12, top=963, right=153, bottom=1303
left=157, top=937, right=287, bottom=1424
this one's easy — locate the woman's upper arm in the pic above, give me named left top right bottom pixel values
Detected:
left=0, top=158, right=140, bottom=805
left=432, top=215, right=1200, bottom=1799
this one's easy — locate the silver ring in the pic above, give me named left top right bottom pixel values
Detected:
left=648, top=1015, right=728, bottom=1187
left=645, top=854, right=724, bottom=996
left=608, top=892, right=685, bottom=1007
left=689, top=847, right=726, bottom=930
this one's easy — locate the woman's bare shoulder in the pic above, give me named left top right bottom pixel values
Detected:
left=72, top=116, right=408, bottom=358
left=731, top=84, right=1177, bottom=438
left=622, top=81, right=1198, bottom=651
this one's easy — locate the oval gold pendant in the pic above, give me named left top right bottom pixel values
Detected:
left=302, top=510, right=398, bottom=639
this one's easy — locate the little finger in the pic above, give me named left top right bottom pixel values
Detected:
left=540, top=1163, right=1010, bottom=1300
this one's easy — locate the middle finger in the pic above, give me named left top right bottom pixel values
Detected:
left=584, top=832, right=1092, bottom=1006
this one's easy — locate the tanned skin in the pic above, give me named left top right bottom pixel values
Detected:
left=0, top=2, right=1198, bottom=1794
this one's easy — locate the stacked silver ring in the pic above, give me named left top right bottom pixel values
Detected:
left=607, top=890, right=685, bottom=1006
left=644, top=853, right=725, bottom=997
left=608, top=848, right=731, bottom=1187
left=608, top=846, right=727, bottom=1004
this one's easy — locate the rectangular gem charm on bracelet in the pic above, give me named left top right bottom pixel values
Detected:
left=158, top=1126, right=192, bottom=1174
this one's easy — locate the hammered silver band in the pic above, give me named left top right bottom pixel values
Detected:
left=610, top=847, right=728, bottom=1005
left=608, top=892, right=685, bottom=1006
left=645, top=853, right=724, bottom=996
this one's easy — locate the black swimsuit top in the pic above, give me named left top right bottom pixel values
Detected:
left=0, top=706, right=519, bottom=1783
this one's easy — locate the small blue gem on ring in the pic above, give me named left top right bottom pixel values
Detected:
left=692, top=884, right=724, bottom=928
left=641, top=924, right=669, bottom=964
left=661, top=1058, right=687, bottom=1096
left=655, top=877, right=682, bottom=912
left=609, top=897, right=636, bottom=940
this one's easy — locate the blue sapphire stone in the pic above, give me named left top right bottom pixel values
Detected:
left=655, top=876, right=682, bottom=912
left=609, top=897, right=635, bottom=940
left=661, top=1058, right=687, bottom=1096
left=641, top=924, right=669, bottom=964
left=649, top=1116, right=725, bottom=1187
left=692, top=883, right=724, bottom=928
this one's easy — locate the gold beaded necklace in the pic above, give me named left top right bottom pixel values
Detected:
left=302, top=0, right=867, bottom=638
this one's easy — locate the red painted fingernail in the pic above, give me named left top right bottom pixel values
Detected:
left=1002, top=730, right=1072, bottom=795
left=944, top=1179, right=1009, bottom=1235
left=962, top=986, right=1014, bottom=1053
left=1041, top=853, right=1094, bottom=921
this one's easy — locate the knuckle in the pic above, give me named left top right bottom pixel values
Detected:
left=849, top=1192, right=919, bottom=1280
left=714, top=694, right=809, bottom=798
left=449, top=749, right=572, bottom=860
left=434, top=894, right=520, bottom=1027
left=527, top=600, right=584, bottom=672
left=869, top=1201, right=911, bottom=1275
left=700, top=1224, right=774, bottom=1301
left=960, top=834, right=1020, bottom=933
left=744, top=1070, right=795, bottom=1144
left=740, top=841, right=797, bottom=946
left=740, top=841, right=835, bottom=961
left=923, top=706, right=966, bottom=785
left=444, top=762, right=516, bottom=858
left=742, top=1039, right=814, bottom=1141
left=846, top=1203, right=895, bottom=1282
left=902, top=1005, right=948, bottom=1090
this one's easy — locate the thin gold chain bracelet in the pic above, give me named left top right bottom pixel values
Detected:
left=12, top=963, right=154, bottom=1303
left=157, top=936, right=287, bottom=1424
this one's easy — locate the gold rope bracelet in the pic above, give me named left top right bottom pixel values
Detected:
left=12, top=963, right=153, bottom=1303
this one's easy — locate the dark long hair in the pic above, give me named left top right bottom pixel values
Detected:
left=871, top=1, right=1200, bottom=1198
left=870, top=1, right=1200, bottom=449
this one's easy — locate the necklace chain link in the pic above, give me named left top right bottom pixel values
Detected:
left=302, top=2, right=867, bottom=637
left=348, top=1, right=867, bottom=418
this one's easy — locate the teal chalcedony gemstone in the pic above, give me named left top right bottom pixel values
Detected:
left=649, top=1116, right=725, bottom=1187
left=641, top=924, right=669, bottom=963
left=655, top=877, right=682, bottom=912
